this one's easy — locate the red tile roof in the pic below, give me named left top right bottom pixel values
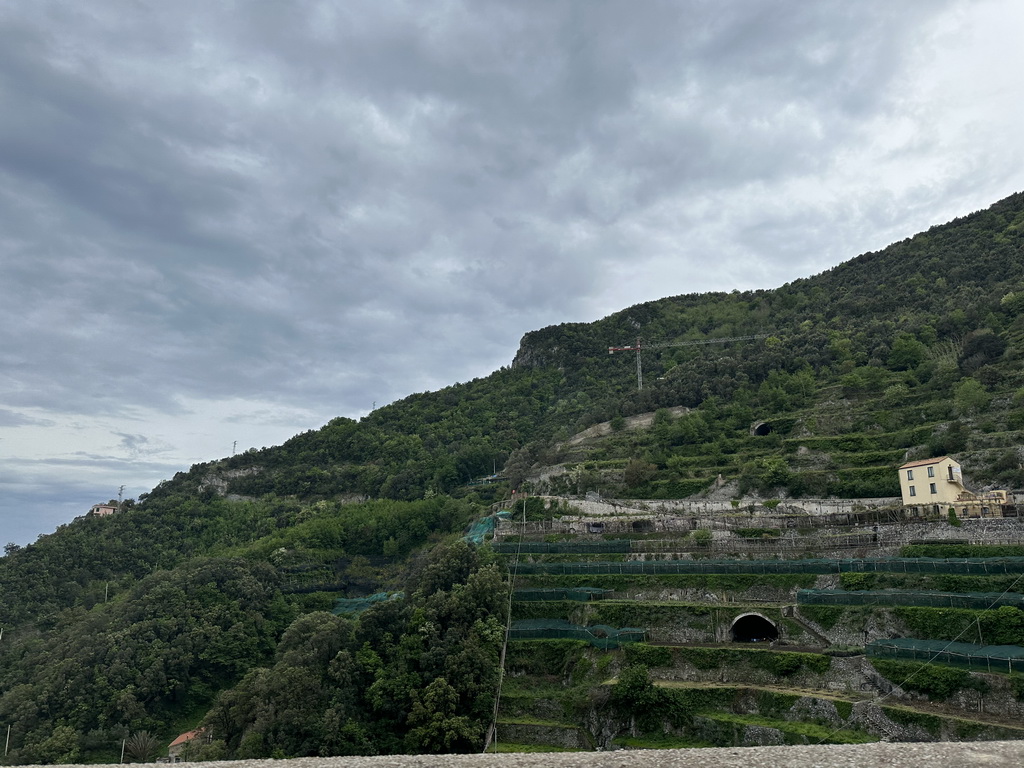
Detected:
left=169, top=729, right=203, bottom=748
left=899, top=456, right=955, bottom=469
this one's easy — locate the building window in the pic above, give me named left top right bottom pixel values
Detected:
left=927, top=466, right=935, bottom=478
left=906, top=469, right=914, bottom=480
left=930, top=483, right=937, bottom=494
left=909, top=486, right=916, bottom=497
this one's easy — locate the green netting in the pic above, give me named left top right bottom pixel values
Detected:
left=332, top=591, right=404, bottom=615
left=463, top=515, right=498, bottom=545
left=492, top=540, right=631, bottom=554
left=510, top=557, right=1024, bottom=576
left=514, top=587, right=614, bottom=602
left=868, top=637, right=1024, bottom=674
left=510, top=618, right=645, bottom=649
left=798, top=589, right=1024, bottom=609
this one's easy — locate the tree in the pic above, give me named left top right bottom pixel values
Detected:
left=1000, top=291, right=1024, bottom=316
left=404, top=678, right=477, bottom=753
left=887, top=334, right=927, bottom=371
left=623, top=459, right=657, bottom=488
left=34, top=725, right=81, bottom=764
left=609, top=665, right=662, bottom=733
left=959, top=329, right=1007, bottom=373
left=757, top=457, right=791, bottom=489
left=954, top=378, right=990, bottom=416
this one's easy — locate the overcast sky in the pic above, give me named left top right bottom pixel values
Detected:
left=2, top=1, right=1024, bottom=548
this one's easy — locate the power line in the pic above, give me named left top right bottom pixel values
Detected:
left=483, top=494, right=526, bottom=753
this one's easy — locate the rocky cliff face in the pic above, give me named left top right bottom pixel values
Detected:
left=510, top=335, right=551, bottom=369
left=511, top=327, right=564, bottom=370
left=510, top=319, right=595, bottom=370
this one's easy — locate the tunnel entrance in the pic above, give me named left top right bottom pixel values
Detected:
left=730, top=613, right=779, bottom=643
left=751, top=421, right=773, bottom=436
left=631, top=519, right=655, bottom=533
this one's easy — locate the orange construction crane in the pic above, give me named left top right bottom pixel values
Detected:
left=608, top=334, right=768, bottom=390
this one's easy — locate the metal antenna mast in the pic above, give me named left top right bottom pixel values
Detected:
left=608, top=334, right=769, bottom=390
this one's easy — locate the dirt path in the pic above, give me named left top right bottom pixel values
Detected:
left=646, top=679, right=1024, bottom=731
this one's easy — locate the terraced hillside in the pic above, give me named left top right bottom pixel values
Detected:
left=487, top=499, right=1024, bottom=751
left=5, top=193, right=1024, bottom=762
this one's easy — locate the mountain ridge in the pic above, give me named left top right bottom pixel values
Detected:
left=2, top=191, right=1024, bottom=762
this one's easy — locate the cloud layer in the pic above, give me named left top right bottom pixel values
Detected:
left=2, top=1, right=1023, bottom=546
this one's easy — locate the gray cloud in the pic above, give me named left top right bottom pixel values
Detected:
left=2, top=0, right=1023, bottom=545
left=0, top=409, right=53, bottom=428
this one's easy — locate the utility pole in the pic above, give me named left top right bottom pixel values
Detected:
left=232, top=441, right=237, bottom=456
left=608, top=334, right=769, bottom=390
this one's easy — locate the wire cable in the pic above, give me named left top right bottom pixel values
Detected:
left=483, top=496, right=526, bottom=753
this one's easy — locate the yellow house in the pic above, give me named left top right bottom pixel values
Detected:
left=898, top=456, right=966, bottom=506
left=899, top=456, right=1012, bottom=518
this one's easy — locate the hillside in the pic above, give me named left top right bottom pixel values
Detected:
left=211, top=190, right=1024, bottom=502
left=2, top=192, right=1024, bottom=762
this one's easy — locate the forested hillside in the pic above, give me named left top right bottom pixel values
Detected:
left=2, top=192, right=1024, bottom=762
left=213, top=190, right=1024, bottom=500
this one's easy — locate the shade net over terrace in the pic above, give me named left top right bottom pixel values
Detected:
left=868, top=637, right=1024, bottom=674
left=492, top=540, right=632, bottom=554
left=510, top=557, right=1024, bottom=576
left=798, top=589, right=1024, bottom=609
left=514, top=587, right=614, bottom=602
left=463, top=511, right=511, bottom=545
left=332, top=592, right=404, bottom=615
left=509, top=618, right=645, bottom=649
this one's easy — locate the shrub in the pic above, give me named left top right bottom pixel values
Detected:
left=624, top=643, right=673, bottom=668
left=799, top=606, right=844, bottom=631
left=870, top=659, right=984, bottom=701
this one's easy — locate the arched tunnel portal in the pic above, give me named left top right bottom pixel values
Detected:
left=730, top=612, right=779, bottom=643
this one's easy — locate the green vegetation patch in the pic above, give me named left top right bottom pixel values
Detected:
left=623, top=643, right=673, bottom=668
left=840, top=573, right=1024, bottom=594
left=798, top=605, right=845, bottom=630
left=880, top=706, right=943, bottom=736
left=893, top=605, right=1024, bottom=645
left=612, top=734, right=717, bottom=749
left=701, top=712, right=875, bottom=745
left=518, top=573, right=817, bottom=592
left=734, top=528, right=781, bottom=539
left=491, top=743, right=579, bottom=753
left=505, top=639, right=591, bottom=677
left=675, top=647, right=831, bottom=677
left=870, top=659, right=985, bottom=701
left=902, top=544, right=1024, bottom=559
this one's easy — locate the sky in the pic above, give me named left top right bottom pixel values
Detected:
left=2, top=0, right=1024, bottom=549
